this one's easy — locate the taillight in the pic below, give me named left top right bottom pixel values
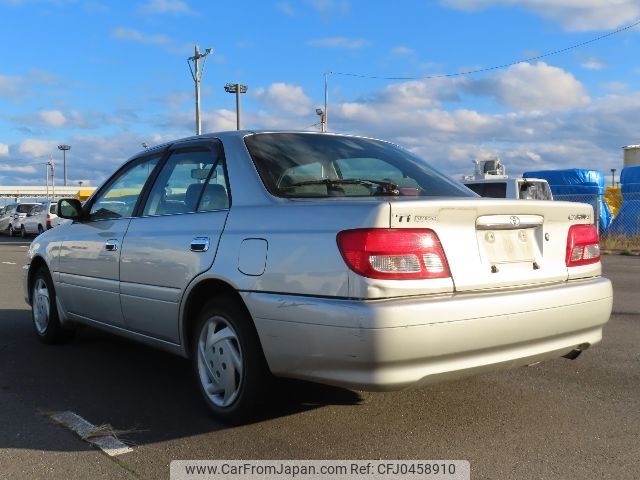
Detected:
left=566, top=224, right=600, bottom=267
left=46, top=214, right=52, bottom=228
left=336, top=228, right=451, bottom=280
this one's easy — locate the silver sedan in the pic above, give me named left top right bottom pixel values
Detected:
left=23, top=131, right=612, bottom=422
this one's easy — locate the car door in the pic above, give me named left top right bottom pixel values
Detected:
left=119, top=140, right=229, bottom=342
left=24, top=205, right=39, bottom=233
left=56, top=152, right=163, bottom=327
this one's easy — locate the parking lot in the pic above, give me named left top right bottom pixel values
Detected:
left=0, top=236, right=638, bottom=480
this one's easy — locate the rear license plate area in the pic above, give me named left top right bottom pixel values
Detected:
left=479, top=228, right=535, bottom=264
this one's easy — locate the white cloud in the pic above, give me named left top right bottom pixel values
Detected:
left=372, top=78, right=462, bottom=109
left=18, top=139, right=58, bottom=157
left=111, top=27, right=192, bottom=54
left=38, top=110, right=68, bottom=127
left=253, top=83, right=314, bottom=116
left=307, top=36, right=369, bottom=49
left=0, top=74, right=26, bottom=98
left=600, top=81, right=629, bottom=94
left=305, top=0, right=349, bottom=16
left=0, top=164, right=36, bottom=174
left=276, top=1, right=295, bottom=15
left=440, top=0, right=640, bottom=31
left=467, top=62, right=590, bottom=111
left=112, top=26, right=172, bottom=46
left=138, top=0, right=195, bottom=15
left=391, top=46, right=415, bottom=56
left=0, top=144, right=9, bottom=157
left=323, top=84, right=640, bottom=177
left=578, top=55, right=605, bottom=70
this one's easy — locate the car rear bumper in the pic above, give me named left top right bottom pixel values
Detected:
left=242, top=276, right=613, bottom=391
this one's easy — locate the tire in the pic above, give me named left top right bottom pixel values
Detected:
left=20, top=226, right=26, bottom=238
left=191, top=295, right=270, bottom=423
left=38, top=225, right=44, bottom=235
left=31, top=267, right=74, bottom=344
left=8, top=225, right=14, bottom=237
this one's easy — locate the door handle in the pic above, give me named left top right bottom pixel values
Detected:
left=105, top=239, right=120, bottom=251
left=190, top=237, right=210, bottom=252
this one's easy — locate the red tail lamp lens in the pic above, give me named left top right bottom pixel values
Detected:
left=337, top=229, right=451, bottom=280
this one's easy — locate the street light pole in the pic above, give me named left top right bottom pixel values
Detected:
left=611, top=168, right=616, bottom=188
left=187, top=45, right=213, bottom=135
left=47, top=160, right=55, bottom=200
left=58, top=144, right=71, bottom=186
left=224, top=83, right=248, bottom=130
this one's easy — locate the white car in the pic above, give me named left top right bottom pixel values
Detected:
left=20, top=201, right=65, bottom=237
left=23, top=131, right=612, bottom=422
left=462, top=158, right=553, bottom=200
left=2, top=202, right=40, bottom=236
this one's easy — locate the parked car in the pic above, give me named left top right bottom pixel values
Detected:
left=1, top=202, right=40, bottom=236
left=462, top=158, right=553, bottom=200
left=19, top=201, right=66, bottom=237
left=23, top=131, right=613, bottom=422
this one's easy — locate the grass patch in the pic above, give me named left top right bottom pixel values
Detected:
left=600, top=235, right=640, bottom=252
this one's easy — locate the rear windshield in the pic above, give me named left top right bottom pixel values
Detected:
left=17, top=204, right=39, bottom=213
left=244, top=133, right=473, bottom=198
left=464, top=182, right=507, bottom=198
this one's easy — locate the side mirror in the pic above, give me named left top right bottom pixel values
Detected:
left=57, top=198, right=84, bottom=220
left=26, top=213, right=32, bottom=217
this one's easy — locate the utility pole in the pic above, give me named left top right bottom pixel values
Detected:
left=316, top=108, right=326, bottom=132
left=188, top=45, right=213, bottom=135
left=44, top=163, right=49, bottom=199
left=324, top=72, right=329, bottom=132
left=58, top=144, right=70, bottom=186
left=611, top=168, right=616, bottom=188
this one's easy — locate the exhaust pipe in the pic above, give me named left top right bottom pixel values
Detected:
left=562, top=343, right=591, bottom=360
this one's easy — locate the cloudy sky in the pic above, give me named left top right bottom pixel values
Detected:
left=1, top=0, right=639, bottom=189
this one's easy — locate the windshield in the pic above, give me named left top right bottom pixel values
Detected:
left=245, top=133, right=473, bottom=198
left=17, top=204, right=39, bottom=213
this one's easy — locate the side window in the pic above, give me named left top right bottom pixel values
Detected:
left=49, top=204, right=57, bottom=214
left=199, top=161, right=229, bottom=212
left=143, top=144, right=229, bottom=216
left=89, top=155, right=161, bottom=221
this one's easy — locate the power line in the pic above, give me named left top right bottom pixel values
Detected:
left=330, top=18, right=640, bottom=81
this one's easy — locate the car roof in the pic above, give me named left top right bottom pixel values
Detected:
left=134, top=130, right=396, bottom=160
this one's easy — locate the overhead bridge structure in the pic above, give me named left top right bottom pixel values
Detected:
left=0, top=186, right=93, bottom=200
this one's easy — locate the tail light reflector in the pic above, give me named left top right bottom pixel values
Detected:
left=46, top=213, right=52, bottom=229
left=336, top=228, right=451, bottom=280
left=566, top=224, right=600, bottom=267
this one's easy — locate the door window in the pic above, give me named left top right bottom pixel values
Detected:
left=143, top=144, right=229, bottom=216
left=89, top=155, right=161, bottom=221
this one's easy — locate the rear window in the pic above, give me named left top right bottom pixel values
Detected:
left=464, top=182, right=507, bottom=198
left=245, top=133, right=473, bottom=198
left=518, top=180, right=552, bottom=200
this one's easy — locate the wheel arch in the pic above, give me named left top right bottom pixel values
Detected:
left=27, top=255, right=50, bottom=303
left=180, top=277, right=261, bottom=359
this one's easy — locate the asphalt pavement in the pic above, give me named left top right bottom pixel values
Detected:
left=0, top=236, right=638, bottom=480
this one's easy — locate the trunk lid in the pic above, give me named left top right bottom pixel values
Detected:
left=389, top=198, right=594, bottom=292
